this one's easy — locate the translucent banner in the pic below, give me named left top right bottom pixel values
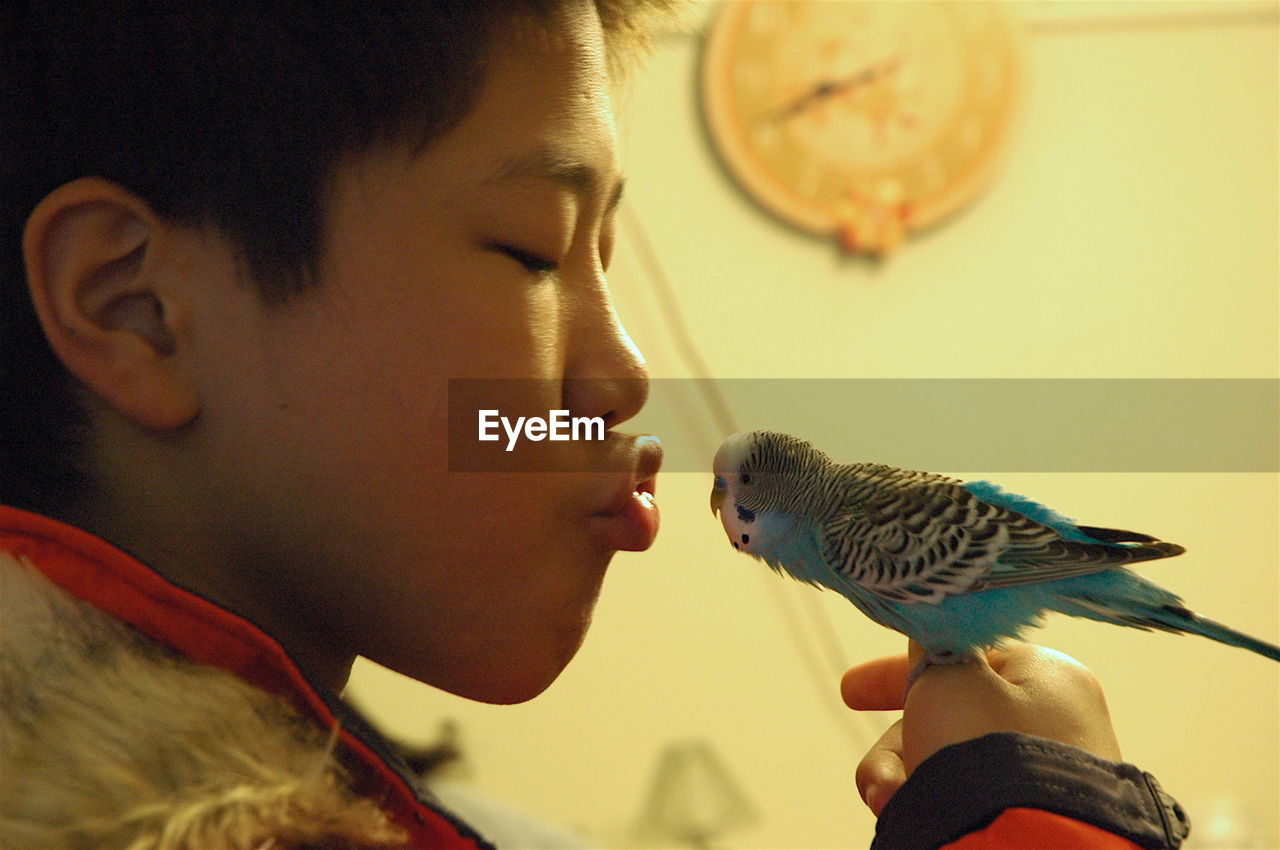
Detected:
left=448, top=379, right=1278, bottom=473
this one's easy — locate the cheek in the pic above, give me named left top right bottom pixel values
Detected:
left=353, top=463, right=607, bottom=602
left=251, top=284, right=563, bottom=466
left=365, top=481, right=611, bottom=703
left=320, top=214, right=568, bottom=381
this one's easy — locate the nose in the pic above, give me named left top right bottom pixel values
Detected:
left=563, top=280, right=649, bottom=429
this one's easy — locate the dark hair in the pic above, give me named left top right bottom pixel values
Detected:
left=0, top=0, right=674, bottom=517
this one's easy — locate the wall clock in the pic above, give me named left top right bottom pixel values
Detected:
left=700, top=0, right=1024, bottom=256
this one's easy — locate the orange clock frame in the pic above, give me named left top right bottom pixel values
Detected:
left=701, top=1, right=1024, bottom=256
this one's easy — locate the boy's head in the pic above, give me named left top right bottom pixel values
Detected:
left=3, top=0, right=671, bottom=702
left=1, top=0, right=669, bottom=515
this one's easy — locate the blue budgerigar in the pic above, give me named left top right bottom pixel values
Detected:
left=711, top=430, right=1280, bottom=670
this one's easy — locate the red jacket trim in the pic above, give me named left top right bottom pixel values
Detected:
left=942, top=808, right=1144, bottom=849
left=0, top=504, right=490, bottom=849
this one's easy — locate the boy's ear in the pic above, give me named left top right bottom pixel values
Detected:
left=23, top=177, right=200, bottom=431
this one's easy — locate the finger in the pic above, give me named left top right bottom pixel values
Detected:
left=841, top=653, right=912, bottom=711
left=855, top=719, right=906, bottom=817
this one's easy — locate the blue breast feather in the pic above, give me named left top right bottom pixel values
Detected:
left=878, top=570, right=1182, bottom=653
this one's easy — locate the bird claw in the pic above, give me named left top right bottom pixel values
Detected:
left=905, top=650, right=977, bottom=697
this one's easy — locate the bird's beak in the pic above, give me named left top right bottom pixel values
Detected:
left=710, top=474, right=726, bottom=516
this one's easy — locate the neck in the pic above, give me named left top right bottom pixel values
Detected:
left=71, top=419, right=357, bottom=693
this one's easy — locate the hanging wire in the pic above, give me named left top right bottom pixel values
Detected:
left=619, top=205, right=736, bottom=437
left=619, top=205, right=883, bottom=752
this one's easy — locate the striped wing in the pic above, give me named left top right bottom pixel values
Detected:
left=816, top=469, right=1168, bottom=604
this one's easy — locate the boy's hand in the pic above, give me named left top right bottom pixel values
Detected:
left=841, top=641, right=1122, bottom=816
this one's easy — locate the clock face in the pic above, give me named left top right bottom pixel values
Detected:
left=701, top=1, right=1023, bottom=254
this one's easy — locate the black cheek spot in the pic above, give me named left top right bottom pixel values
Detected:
left=736, top=504, right=756, bottom=523
left=732, top=541, right=740, bottom=550
left=741, top=533, right=750, bottom=544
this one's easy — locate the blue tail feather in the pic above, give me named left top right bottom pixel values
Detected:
left=1158, top=606, right=1280, bottom=661
left=1052, top=572, right=1280, bottom=661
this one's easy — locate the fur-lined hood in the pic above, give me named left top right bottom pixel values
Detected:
left=0, top=507, right=492, bottom=850
left=0, top=550, right=417, bottom=849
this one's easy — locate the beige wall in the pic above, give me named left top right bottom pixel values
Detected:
left=349, top=3, right=1279, bottom=847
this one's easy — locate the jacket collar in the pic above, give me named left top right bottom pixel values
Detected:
left=0, top=504, right=492, bottom=850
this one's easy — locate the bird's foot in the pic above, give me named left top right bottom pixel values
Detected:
left=905, top=650, right=976, bottom=696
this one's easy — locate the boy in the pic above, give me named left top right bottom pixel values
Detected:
left=0, top=2, right=1188, bottom=847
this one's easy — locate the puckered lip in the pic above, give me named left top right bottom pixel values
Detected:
left=594, top=434, right=664, bottom=516
left=587, top=433, right=663, bottom=552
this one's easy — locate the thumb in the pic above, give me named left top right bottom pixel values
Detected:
left=856, top=719, right=906, bottom=817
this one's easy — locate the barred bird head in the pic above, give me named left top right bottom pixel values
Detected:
left=711, top=431, right=831, bottom=554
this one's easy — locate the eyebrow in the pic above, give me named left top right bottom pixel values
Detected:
left=488, top=146, right=626, bottom=215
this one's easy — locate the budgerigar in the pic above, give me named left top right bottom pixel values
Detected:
left=711, top=430, right=1280, bottom=673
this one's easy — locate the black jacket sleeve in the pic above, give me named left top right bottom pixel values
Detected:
left=871, top=732, right=1190, bottom=850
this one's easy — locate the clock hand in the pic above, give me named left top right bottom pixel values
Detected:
left=769, top=56, right=901, bottom=123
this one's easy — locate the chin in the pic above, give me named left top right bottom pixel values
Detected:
left=399, top=626, right=589, bottom=705
left=436, top=654, right=571, bottom=705
left=466, top=674, right=559, bottom=705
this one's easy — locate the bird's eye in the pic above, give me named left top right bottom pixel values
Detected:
left=741, top=473, right=752, bottom=485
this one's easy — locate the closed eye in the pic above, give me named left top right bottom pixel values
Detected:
left=495, top=244, right=559, bottom=276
